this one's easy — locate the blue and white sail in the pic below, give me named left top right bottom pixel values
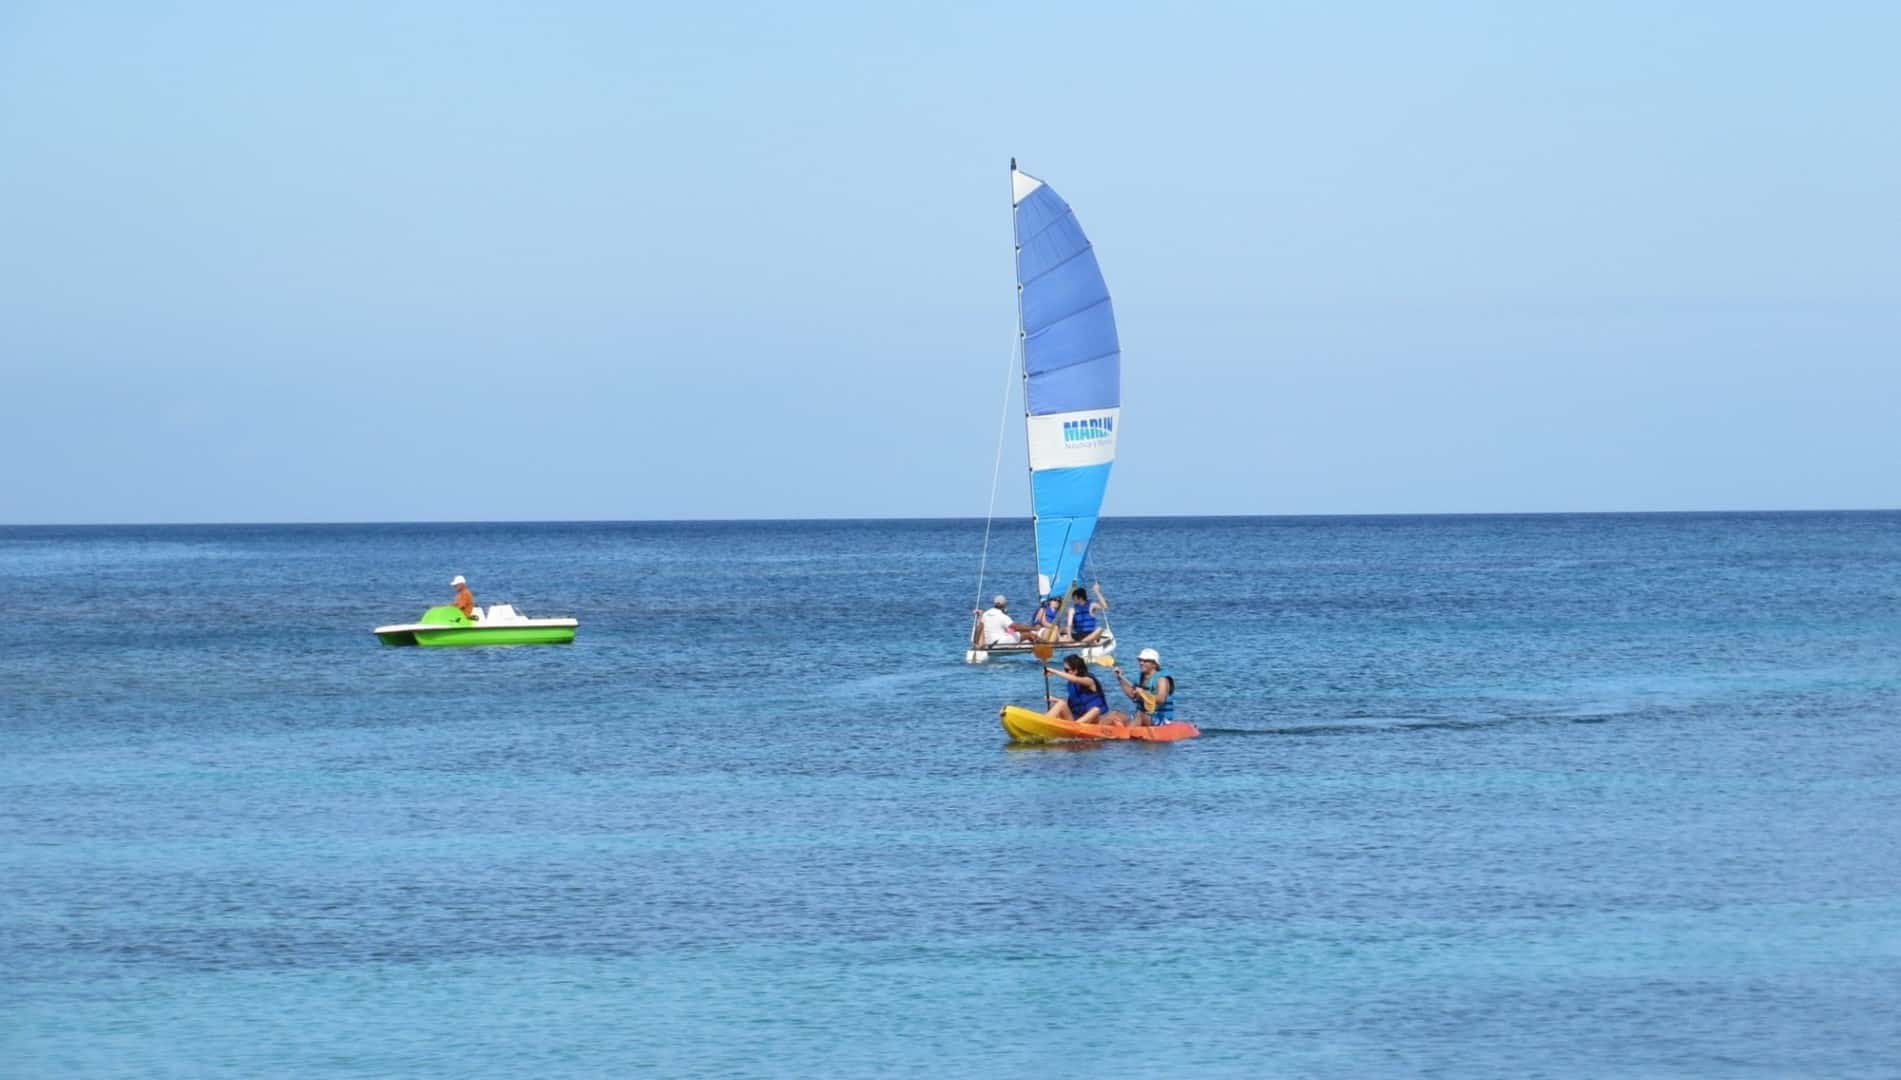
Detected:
left=1013, top=163, right=1119, bottom=598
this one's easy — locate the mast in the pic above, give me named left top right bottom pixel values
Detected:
left=1011, top=159, right=1039, bottom=600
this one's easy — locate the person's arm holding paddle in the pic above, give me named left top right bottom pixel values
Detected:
left=1114, top=648, right=1171, bottom=724
left=1112, top=665, right=1156, bottom=713
left=1145, top=673, right=1172, bottom=716
left=1044, top=656, right=1108, bottom=724
left=1044, top=666, right=1090, bottom=687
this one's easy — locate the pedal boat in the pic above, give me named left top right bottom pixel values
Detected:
left=373, top=604, right=577, bottom=647
left=999, top=704, right=1198, bottom=743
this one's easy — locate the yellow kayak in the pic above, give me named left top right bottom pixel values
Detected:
left=999, top=704, right=1199, bottom=743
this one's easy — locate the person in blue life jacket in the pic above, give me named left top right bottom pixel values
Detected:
left=1065, top=583, right=1108, bottom=645
left=1029, top=594, right=1064, bottom=642
left=1112, top=648, right=1175, bottom=727
left=1044, top=653, right=1111, bottom=725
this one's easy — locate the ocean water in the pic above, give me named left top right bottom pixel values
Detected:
left=3, top=513, right=1899, bottom=1078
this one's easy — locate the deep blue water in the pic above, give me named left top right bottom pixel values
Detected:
left=3, top=513, right=1899, bottom=1077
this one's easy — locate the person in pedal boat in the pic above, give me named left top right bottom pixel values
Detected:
left=1112, top=648, right=1175, bottom=727
left=1044, top=653, right=1111, bottom=725
left=1065, top=583, right=1107, bottom=645
left=972, top=595, right=1023, bottom=647
left=450, top=575, right=479, bottom=620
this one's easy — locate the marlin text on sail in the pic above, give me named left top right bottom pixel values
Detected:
left=1062, top=416, right=1115, bottom=444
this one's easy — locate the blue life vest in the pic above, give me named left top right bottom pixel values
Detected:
left=1070, top=601, right=1097, bottom=636
left=1139, top=669, right=1176, bottom=722
left=1067, top=673, right=1108, bottom=716
left=1036, top=600, right=1061, bottom=627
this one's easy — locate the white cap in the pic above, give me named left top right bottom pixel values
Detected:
left=450, top=575, right=467, bottom=586
left=1138, top=648, right=1161, bottom=663
left=992, top=595, right=1008, bottom=607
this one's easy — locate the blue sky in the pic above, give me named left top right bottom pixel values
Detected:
left=2, top=2, right=1896, bottom=523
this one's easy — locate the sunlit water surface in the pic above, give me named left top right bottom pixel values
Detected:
left=3, top=514, right=1899, bottom=1076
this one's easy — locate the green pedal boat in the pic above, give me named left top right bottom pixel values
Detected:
left=373, top=604, right=578, bottom=647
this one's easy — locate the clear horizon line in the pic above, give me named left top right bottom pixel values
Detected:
left=4, top=506, right=1897, bottom=529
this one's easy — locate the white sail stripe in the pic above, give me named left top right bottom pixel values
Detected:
left=1011, top=170, right=1044, bottom=205
left=1026, top=408, right=1119, bottom=471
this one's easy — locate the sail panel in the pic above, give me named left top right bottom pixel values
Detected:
left=1025, top=408, right=1119, bottom=471
left=1017, top=216, right=1097, bottom=289
left=1013, top=166, right=1120, bottom=595
left=1019, top=249, right=1107, bottom=332
left=1030, top=463, right=1112, bottom=597
left=1023, top=307, right=1120, bottom=415
left=1014, top=168, right=1120, bottom=595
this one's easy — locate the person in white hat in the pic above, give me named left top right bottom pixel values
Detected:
left=1112, top=647, right=1176, bottom=726
left=450, top=575, right=477, bottom=619
left=971, top=594, right=1023, bottom=647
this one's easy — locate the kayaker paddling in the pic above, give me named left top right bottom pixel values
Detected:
left=1112, top=648, right=1175, bottom=727
left=1044, top=654, right=1110, bottom=725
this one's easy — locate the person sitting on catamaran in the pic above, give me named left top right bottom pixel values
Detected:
left=1112, top=648, right=1175, bottom=727
left=1045, top=654, right=1111, bottom=725
left=1030, top=595, right=1064, bottom=641
left=1065, top=583, right=1107, bottom=645
left=972, top=595, right=1023, bottom=647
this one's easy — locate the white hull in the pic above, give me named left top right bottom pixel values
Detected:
left=965, top=629, right=1115, bottom=665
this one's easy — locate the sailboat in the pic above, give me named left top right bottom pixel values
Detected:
left=966, top=160, right=1121, bottom=664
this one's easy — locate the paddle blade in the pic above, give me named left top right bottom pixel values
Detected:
left=1032, top=642, right=1054, bottom=660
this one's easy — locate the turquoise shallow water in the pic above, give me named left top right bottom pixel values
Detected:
left=3, top=514, right=1900, bottom=1077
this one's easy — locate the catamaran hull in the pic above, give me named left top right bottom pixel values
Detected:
left=999, top=704, right=1198, bottom=743
left=966, top=630, right=1115, bottom=665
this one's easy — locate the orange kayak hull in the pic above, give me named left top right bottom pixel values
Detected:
left=999, top=704, right=1199, bottom=743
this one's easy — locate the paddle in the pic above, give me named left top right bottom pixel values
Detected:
left=1116, top=667, right=1157, bottom=710
left=1033, top=591, right=1070, bottom=706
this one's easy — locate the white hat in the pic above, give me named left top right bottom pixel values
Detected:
left=992, top=595, right=1008, bottom=607
left=450, top=575, right=467, bottom=586
left=1138, top=648, right=1161, bottom=663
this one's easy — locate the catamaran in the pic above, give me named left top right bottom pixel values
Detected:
left=966, top=160, right=1121, bottom=664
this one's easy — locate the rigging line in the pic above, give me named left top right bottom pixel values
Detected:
left=973, top=331, right=1019, bottom=611
left=978, top=158, right=1028, bottom=617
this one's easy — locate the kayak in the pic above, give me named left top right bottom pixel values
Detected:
left=999, top=704, right=1199, bottom=743
left=373, top=604, right=577, bottom=647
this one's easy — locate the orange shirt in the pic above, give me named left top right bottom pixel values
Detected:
left=454, top=584, right=475, bottom=617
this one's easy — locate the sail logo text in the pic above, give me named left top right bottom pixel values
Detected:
left=1062, top=416, right=1115, bottom=445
